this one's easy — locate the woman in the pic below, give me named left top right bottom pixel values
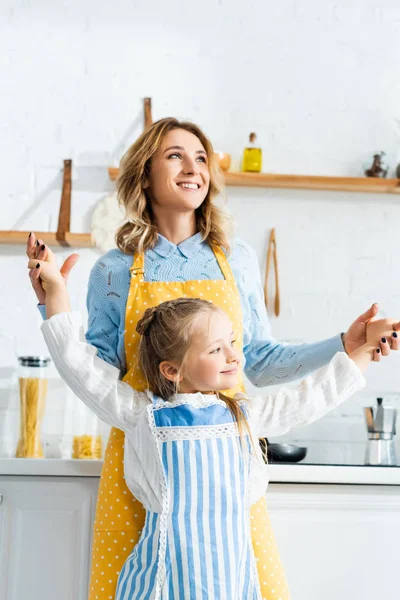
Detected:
left=27, top=118, right=396, bottom=600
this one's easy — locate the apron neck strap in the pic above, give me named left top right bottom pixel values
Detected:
left=129, top=252, right=145, bottom=281
left=212, top=245, right=233, bottom=282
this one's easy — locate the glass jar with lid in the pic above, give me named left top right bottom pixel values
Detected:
left=0, top=332, right=18, bottom=458
left=72, top=398, right=103, bottom=460
left=16, top=356, right=51, bottom=458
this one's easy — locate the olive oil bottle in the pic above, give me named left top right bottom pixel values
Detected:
left=242, top=132, right=262, bottom=172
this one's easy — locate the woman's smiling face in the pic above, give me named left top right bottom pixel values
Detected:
left=145, top=128, right=211, bottom=213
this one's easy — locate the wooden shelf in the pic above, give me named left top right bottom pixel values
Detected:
left=108, top=167, right=400, bottom=194
left=0, top=231, right=94, bottom=247
left=224, top=172, right=400, bottom=194
left=1, top=160, right=95, bottom=248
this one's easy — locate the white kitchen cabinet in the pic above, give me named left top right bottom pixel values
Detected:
left=268, top=483, right=400, bottom=600
left=1, top=462, right=400, bottom=600
left=0, top=476, right=99, bottom=600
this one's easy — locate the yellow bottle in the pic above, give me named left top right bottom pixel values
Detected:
left=242, top=132, right=262, bottom=172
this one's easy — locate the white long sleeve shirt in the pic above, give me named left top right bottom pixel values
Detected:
left=41, top=312, right=365, bottom=507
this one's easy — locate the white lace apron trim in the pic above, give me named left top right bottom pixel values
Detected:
left=155, top=422, right=240, bottom=441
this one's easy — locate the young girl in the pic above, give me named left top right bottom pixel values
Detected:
left=32, top=255, right=396, bottom=599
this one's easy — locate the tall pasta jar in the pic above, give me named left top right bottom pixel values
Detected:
left=16, top=356, right=51, bottom=458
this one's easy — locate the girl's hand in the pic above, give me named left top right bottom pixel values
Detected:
left=27, top=258, right=65, bottom=292
left=26, top=232, right=79, bottom=303
left=27, top=256, right=75, bottom=318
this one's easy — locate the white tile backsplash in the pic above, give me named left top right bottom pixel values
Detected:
left=2, top=0, right=400, bottom=463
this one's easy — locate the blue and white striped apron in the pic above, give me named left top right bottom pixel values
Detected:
left=116, top=396, right=262, bottom=600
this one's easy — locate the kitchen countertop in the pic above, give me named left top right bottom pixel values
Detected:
left=2, top=459, right=400, bottom=485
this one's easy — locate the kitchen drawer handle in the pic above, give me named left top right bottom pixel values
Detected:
left=0, top=494, right=3, bottom=505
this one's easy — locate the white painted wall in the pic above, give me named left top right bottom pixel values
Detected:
left=1, top=0, right=400, bottom=463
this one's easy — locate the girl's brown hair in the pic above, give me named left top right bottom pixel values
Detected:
left=115, top=118, right=232, bottom=255
left=136, top=298, right=252, bottom=442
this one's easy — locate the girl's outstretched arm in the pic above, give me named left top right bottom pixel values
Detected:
left=246, top=352, right=366, bottom=439
left=28, top=258, right=149, bottom=431
left=41, top=311, right=149, bottom=432
left=246, top=318, right=399, bottom=438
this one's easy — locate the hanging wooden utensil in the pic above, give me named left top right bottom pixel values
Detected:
left=264, top=228, right=280, bottom=317
left=56, top=159, right=72, bottom=246
left=144, top=97, right=152, bottom=128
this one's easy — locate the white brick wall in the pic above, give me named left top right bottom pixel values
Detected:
left=1, top=0, right=400, bottom=462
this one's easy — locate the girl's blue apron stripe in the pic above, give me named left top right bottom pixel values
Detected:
left=142, top=512, right=159, bottom=599
left=199, top=438, right=214, bottom=597
left=228, top=438, right=241, bottom=598
left=164, top=518, right=175, bottom=600
left=186, top=439, right=201, bottom=598
left=162, top=443, right=176, bottom=599
left=227, top=435, right=238, bottom=597
left=115, top=542, right=130, bottom=597
left=134, top=511, right=154, bottom=597
left=116, top=535, right=139, bottom=598
left=153, top=403, right=234, bottom=428
left=166, top=519, right=179, bottom=599
left=210, top=436, right=227, bottom=598
left=182, top=440, right=197, bottom=599
left=116, top=511, right=162, bottom=600
left=243, top=541, right=251, bottom=597
left=127, top=510, right=151, bottom=597
left=217, top=436, right=232, bottom=597
left=116, top=511, right=150, bottom=599
left=175, top=440, right=190, bottom=596
left=234, top=433, right=247, bottom=597
left=206, top=437, right=222, bottom=599
left=241, top=442, right=249, bottom=596
left=165, top=441, right=182, bottom=598
left=195, top=440, right=209, bottom=599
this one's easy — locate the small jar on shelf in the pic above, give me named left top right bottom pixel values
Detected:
left=363, top=151, right=389, bottom=178
left=242, top=132, right=262, bottom=173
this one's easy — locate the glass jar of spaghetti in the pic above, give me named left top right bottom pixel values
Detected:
left=72, top=400, right=103, bottom=460
left=16, top=356, right=51, bottom=458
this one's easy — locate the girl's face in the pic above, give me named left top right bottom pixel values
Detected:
left=179, top=310, right=240, bottom=393
left=145, top=128, right=211, bottom=213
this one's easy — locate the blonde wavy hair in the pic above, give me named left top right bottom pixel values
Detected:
left=115, top=117, right=232, bottom=254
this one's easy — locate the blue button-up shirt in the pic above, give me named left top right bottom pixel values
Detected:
left=73, top=233, right=343, bottom=386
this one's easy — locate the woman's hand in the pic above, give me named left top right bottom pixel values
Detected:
left=366, top=318, right=400, bottom=362
left=26, top=232, right=80, bottom=304
left=349, top=316, right=400, bottom=371
left=342, top=303, right=400, bottom=361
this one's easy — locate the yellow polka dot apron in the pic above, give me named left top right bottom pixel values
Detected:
left=89, top=246, right=290, bottom=600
